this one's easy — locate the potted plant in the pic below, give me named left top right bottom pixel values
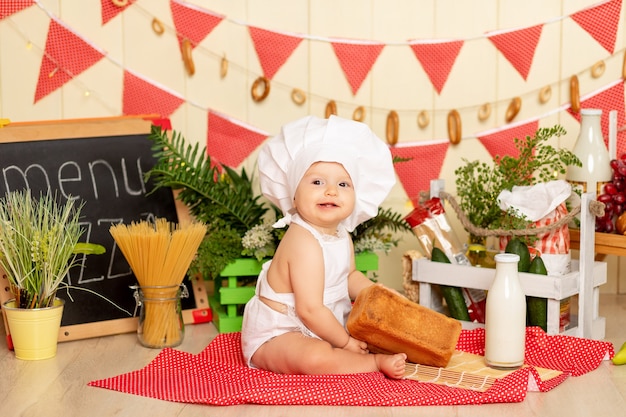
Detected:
left=0, top=190, right=102, bottom=360
left=453, top=125, right=581, bottom=245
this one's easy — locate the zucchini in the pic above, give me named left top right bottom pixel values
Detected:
left=431, top=247, right=471, bottom=321
left=527, top=255, right=548, bottom=332
left=504, top=238, right=531, bottom=272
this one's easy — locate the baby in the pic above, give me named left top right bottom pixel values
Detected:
left=241, top=115, right=406, bottom=379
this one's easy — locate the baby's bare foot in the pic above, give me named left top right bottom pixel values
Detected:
left=375, top=353, right=407, bottom=379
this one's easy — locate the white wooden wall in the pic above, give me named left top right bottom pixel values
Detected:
left=1, top=0, right=625, bottom=292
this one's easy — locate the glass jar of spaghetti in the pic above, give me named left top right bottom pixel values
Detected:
left=133, top=284, right=188, bottom=348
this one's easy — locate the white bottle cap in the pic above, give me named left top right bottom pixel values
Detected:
left=494, top=253, right=520, bottom=263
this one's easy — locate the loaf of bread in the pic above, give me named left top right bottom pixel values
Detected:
left=346, top=284, right=462, bottom=367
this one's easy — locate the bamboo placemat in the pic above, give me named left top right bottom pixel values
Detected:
left=403, top=350, right=562, bottom=392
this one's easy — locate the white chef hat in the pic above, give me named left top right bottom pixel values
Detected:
left=258, top=115, right=396, bottom=232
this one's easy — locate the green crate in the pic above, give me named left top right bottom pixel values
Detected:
left=355, top=251, right=378, bottom=273
left=211, top=252, right=378, bottom=333
left=210, top=258, right=263, bottom=333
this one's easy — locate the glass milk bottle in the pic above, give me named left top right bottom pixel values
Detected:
left=566, top=109, right=612, bottom=196
left=484, top=253, right=526, bottom=369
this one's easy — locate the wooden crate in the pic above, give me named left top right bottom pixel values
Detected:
left=209, top=258, right=261, bottom=333
left=210, top=252, right=379, bottom=333
left=414, top=185, right=606, bottom=340
left=570, top=229, right=626, bottom=257
left=413, top=259, right=606, bottom=339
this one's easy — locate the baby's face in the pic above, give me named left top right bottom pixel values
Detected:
left=293, top=162, right=356, bottom=232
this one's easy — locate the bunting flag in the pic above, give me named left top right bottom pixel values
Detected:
left=248, top=26, right=304, bottom=80
left=206, top=111, right=268, bottom=168
left=330, top=41, right=385, bottom=95
left=170, top=0, right=224, bottom=47
left=408, top=40, right=464, bottom=94
left=0, top=0, right=33, bottom=20
left=122, top=70, right=184, bottom=117
left=477, top=121, right=540, bottom=160
left=567, top=81, right=626, bottom=158
left=390, top=142, right=449, bottom=202
left=571, top=0, right=622, bottom=54
left=100, top=0, right=136, bottom=25
left=487, top=25, right=543, bottom=81
left=34, top=19, right=105, bottom=103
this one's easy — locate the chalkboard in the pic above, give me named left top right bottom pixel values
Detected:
left=0, top=117, right=210, bottom=343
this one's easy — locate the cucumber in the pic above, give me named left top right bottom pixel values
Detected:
left=527, top=255, right=548, bottom=332
left=504, top=238, right=531, bottom=272
left=431, top=247, right=471, bottom=321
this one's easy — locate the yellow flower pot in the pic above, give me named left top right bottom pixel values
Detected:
left=2, top=298, right=64, bottom=360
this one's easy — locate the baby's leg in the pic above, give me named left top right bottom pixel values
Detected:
left=252, top=332, right=406, bottom=379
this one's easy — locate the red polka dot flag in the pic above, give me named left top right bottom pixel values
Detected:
left=88, top=327, right=613, bottom=406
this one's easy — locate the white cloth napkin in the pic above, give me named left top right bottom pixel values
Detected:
left=497, top=180, right=572, bottom=221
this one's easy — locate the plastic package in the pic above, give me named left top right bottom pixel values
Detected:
left=405, top=198, right=487, bottom=323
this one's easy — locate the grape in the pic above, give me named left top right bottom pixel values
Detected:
left=614, top=193, right=626, bottom=205
left=611, top=159, right=620, bottom=171
left=598, top=193, right=613, bottom=204
left=587, top=161, right=626, bottom=234
left=605, top=183, right=618, bottom=195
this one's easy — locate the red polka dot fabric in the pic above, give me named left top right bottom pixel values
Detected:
left=390, top=142, right=449, bottom=202
left=248, top=26, right=304, bottom=80
left=0, top=0, right=34, bottom=21
left=330, top=42, right=385, bottom=96
left=35, top=19, right=106, bottom=103
left=100, top=0, right=136, bottom=26
left=487, top=24, right=543, bottom=81
left=88, top=327, right=614, bottom=406
left=571, top=0, right=622, bottom=54
left=477, top=121, right=539, bottom=160
left=409, top=40, right=464, bottom=94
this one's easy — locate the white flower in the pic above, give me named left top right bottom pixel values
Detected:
left=241, top=223, right=277, bottom=261
left=242, top=224, right=273, bottom=249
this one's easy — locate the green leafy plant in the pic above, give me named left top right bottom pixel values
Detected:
left=352, top=207, right=411, bottom=254
left=0, top=190, right=91, bottom=309
left=146, top=126, right=410, bottom=279
left=454, top=125, right=581, bottom=237
left=146, top=126, right=272, bottom=279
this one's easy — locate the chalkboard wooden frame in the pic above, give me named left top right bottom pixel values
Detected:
left=0, top=116, right=211, bottom=345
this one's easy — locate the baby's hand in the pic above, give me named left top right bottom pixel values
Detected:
left=342, top=336, right=369, bottom=354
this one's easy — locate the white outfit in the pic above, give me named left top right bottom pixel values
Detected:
left=241, top=214, right=353, bottom=367
left=242, top=115, right=397, bottom=367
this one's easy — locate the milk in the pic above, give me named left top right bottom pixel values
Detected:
left=484, top=253, right=526, bottom=369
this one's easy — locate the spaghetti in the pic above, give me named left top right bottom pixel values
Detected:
left=110, top=219, right=206, bottom=348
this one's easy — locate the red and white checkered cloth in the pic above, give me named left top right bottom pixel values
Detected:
left=88, top=327, right=614, bottom=406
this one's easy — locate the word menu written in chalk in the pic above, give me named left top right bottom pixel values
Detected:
left=0, top=134, right=181, bottom=326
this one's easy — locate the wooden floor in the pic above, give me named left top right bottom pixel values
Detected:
left=1, top=294, right=625, bottom=417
